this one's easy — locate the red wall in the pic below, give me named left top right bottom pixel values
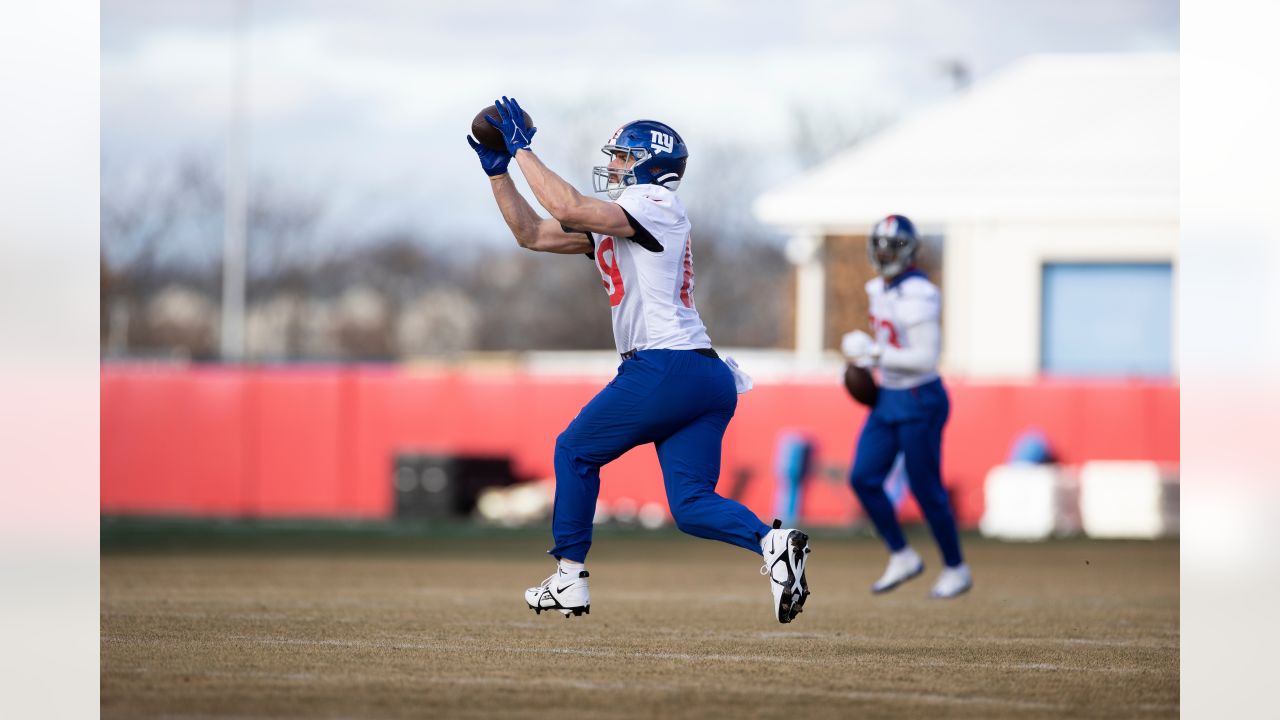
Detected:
left=101, top=365, right=1179, bottom=527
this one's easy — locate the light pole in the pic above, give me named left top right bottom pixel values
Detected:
left=220, top=0, right=250, bottom=361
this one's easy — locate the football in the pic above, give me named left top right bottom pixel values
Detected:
left=843, top=363, right=879, bottom=407
left=471, top=104, right=533, bottom=152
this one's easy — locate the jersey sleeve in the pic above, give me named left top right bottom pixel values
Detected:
left=895, top=279, right=941, bottom=327
left=561, top=223, right=597, bottom=260
left=614, top=185, right=684, bottom=252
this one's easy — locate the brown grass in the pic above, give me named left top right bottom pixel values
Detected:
left=102, top=534, right=1177, bottom=719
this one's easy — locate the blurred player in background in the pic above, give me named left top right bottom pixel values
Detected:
left=841, top=215, right=971, bottom=599
left=467, top=96, right=811, bottom=623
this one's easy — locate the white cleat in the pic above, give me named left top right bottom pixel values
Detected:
left=928, top=563, right=972, bottom=599
left=871, top=547, right=925, bottom=594
left=760, top=519, right=812, bottom=624
left=524, top=566, right=591, bottom=617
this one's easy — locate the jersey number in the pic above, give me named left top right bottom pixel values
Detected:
left=679, top=238, right=695, bottom=309
left=597, top=237, right=625, bottom=307
left=869, top=314, right=901, bottom=349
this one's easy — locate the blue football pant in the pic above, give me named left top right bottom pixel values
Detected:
left=549, top=349, right=773, bottom=562
left=849, top=379, right=964, bottom=568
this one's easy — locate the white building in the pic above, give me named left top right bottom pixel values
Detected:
left=756, top=53, right=1178, bottom=380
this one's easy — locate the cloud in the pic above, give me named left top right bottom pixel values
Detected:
left=101, top=0, right=1179, bottom=243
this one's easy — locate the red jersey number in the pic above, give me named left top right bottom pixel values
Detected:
left=597, top=237, right=625, bottom=307
left=868, top=314, right=901, bottom=349
left=679, top=238, right=695, bottom=309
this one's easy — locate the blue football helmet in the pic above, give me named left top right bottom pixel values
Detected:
left=867, top=214, right=920, bottom=278
left=592, top=120, right=688, bottom=200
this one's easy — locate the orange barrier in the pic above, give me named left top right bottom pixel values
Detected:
left=101, top=365, right=1178, bottom=527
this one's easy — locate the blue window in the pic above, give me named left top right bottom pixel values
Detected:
left=1041, top=262, right=1173, bottom=377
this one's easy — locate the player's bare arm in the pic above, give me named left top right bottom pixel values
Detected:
left=486, top=173, right=592, bottom=254
left=465, top=101, right=592, bottom=255
left=483, top=96, right=633, bottom=238
left=513, top=149, right=632, bottom=238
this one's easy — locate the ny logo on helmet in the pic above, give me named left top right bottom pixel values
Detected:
left=650, top=131, right=674, bottom=155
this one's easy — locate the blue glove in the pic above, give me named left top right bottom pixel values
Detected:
left=467, top=135, right=511, bottom=177
left=486, top=96, right=537, bottom=157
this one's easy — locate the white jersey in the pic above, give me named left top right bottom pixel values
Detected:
left=866, top=271, right=941, bottom=389
left=587, top=184, right=712, bottom=355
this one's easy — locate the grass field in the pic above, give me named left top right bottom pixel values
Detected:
left=101, top=524, right=1178, bottom=719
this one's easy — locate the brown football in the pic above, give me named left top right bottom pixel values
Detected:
left=843, top=363, right=879, bottom=407
left=470, top=104, right=533, bottom=152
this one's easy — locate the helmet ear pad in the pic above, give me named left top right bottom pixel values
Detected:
left=648, top=159, right=687, bottom=190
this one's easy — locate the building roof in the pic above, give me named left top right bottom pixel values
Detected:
left=754, top=53, right=1178, bottom=229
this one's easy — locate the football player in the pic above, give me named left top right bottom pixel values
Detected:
left=841, top=215, right=971, bottom=599
left=467, top=97, right=811, bottom=623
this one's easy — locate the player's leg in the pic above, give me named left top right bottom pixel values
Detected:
left=655, top=410, right=771, bottom=552
left=548, top=362, right=665, bottom=562
left=898, top=418, right=963, bottom=566
left=527, top=359, right=664, bottom=616
left=549, top=350, right=727, bottom=565
left=651, top=350, right=809, bottom=623
left=655, top=419, right=811, bottom=624
left=849, top=412, right=907, bottom=551
left=897, top=380, right=970, bottom=598
left=850, top=408, right=924, bottom=593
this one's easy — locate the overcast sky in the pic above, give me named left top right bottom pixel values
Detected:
left=101, top=0, right=1179, bottom=246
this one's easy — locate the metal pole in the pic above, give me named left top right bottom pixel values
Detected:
left=220, top=0, right=250, bottom=361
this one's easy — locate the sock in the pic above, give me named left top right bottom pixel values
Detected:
left=759, top=527, right=779, bottom=554
left=558, top=559, right=585, bottom=576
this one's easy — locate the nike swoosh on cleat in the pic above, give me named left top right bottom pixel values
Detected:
left=555, top=584, right=576, bottom=594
